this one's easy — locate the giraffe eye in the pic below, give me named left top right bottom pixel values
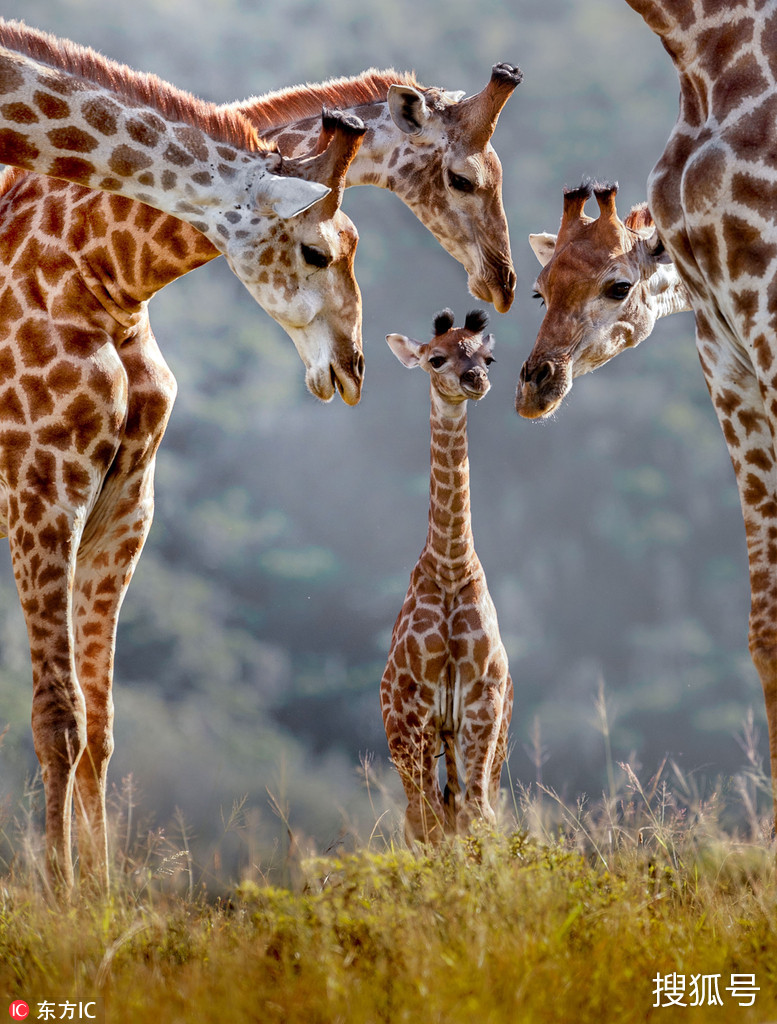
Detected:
left=301, top=244, right=331, bottom=269
left=428, top=355, right=447, bottom=369
left=606, top=280, right=632, bottom=300
left=447, top=170, right=475, bottom=194
left=484, top=356, right=495, bottom=366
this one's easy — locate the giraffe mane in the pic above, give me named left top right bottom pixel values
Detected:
left=228, top=68, right=438, bottom=131
left=0, top=19, right=271, bottom=154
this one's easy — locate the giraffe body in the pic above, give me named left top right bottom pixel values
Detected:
left=381, top=310, right=512, bottom=844
left=516, top=0, right=777, bottom=820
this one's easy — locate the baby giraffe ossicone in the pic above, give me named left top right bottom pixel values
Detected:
left=381, top=309, right=512, bottom=844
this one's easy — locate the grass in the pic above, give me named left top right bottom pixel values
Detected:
left=1, top=749, right=776, bottom=1024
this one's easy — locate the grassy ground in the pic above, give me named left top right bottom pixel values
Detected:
left=2, top=757, right=776, bottom=1024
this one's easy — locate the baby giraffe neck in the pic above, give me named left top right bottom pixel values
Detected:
left=421, top=386, right=478, bottom=587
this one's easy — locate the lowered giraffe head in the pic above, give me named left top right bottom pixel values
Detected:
left=0, top=20, right=367, bottom=405
left=243, top=109, right=367, bottom=405
left=387, top=308, right=494, bottom=403
left=386, top=64, right=521, bottom=312
left=235, top=63, right=522, bottom=313
left=515, top=180, right=690, bottom=419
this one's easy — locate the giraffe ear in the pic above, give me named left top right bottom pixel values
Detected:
left=387, top=85, right=431, bottom=136
left=480, top=333, right=496, bottom=358
left=386, top=333, right=423, bottom=368
left=256, top=174, right=331, bottom=219
left=529, top=232, right=558, bottom=267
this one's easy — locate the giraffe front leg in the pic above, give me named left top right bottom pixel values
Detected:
left=10, top=504, right=85, bottom=895
left=699, top=329, right=777, bottom=826
left=380, top=668, right=446, bottom=845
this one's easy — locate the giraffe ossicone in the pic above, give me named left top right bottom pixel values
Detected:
left=381, top=309, right=512, bottom=845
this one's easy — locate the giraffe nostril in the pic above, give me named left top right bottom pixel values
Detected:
left=532, top=361, right=556, bottom=389
left=353, top=351, right=365, bottom=380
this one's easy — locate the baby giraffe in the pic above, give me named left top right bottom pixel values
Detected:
left=382, top=309, right=512, bottom=844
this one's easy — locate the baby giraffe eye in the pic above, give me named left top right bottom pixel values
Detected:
left=301, top=244, right=331, bottom=269
left=484, top=356, right=495, bottom=366
left=428, top=355, right=447, bottom=369
left=606, top=280, right=632, bottom=301
left=447, top=170, right=475, bottom=194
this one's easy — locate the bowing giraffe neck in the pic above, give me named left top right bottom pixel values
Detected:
left=0, top=20, right=273, bottom=251
left=421, top=388, right=478, bottom=586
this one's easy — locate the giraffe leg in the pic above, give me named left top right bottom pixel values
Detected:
left=697, top=322, right=777, bottom=825
left=451, top=588, right=511, bottom=834
left=73, top=330, right=175, bottom=889
left=9, top=501, right=85, bottom=894
left=380, top=667, right=446, bottom=845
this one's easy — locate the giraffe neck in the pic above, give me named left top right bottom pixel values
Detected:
left=0, top=25, right=272, bottom=257
left=625, top=1, right=763, bottom=75
left=420, top=388, right=479, bottom=587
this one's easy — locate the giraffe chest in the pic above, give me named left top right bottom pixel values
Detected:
left=392, top=569, right=502, bottom=723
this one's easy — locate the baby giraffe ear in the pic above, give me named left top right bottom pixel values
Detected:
left=529, top=232, right=558, bottom=267
left=386, top=333, right=424, bottom=368
left=480, top=332, right=496, bottom=358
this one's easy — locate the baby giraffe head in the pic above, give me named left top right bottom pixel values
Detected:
left=386, top=308, right=495, bottom=404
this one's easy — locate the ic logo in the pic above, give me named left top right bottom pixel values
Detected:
left=9, top=1003, right=29, bottom=1020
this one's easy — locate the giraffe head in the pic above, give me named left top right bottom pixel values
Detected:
left=386, top=308, right=495, bottom=403
left=515, top=180, right=687, bottom=419
left=224, top=110, right=367, bottom=405
left=386, top=64, right=522, bottom=313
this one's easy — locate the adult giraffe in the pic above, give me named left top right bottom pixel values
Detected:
left=0, top=20, right=370, bottom=893
left=516, top=0, right=777, bottom=822
left=0, top=23, right=520, bottom=892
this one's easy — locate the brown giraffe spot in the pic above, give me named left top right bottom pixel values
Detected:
left=217, top=146, right=236, bottom=161
left=160, top=169, right=177, bottom=191
left=217, top=164, right=237, bottom=181
left=0, top=127, right=39, bottom=168
left=746, top=449, right=774, bottom=472
left=19, top=374, right=54, bottom=420
left=0, top=59, right=24, bottom=94
left=46, top=361, right=82, bottom=396
left=17, top=320, right=57, bottom=369
left=714, top=388, right=743, bottom=416
left=108, top=144, right=153, bottom=178
left=47, top=126, right=98, bottom=153
left=1, top=101, right=38, bottom=124
left=730, top=95, right=777, bottom=166
left=47, top=156, right=96, bottom=185
left=97, top=176, right=122, bottom=192
left=191, top=171, right=211, bottom=186
left=92, top=440, right=117, bottom=469
left=0, top=431, right=29, bottom=489
left=754, top=334, right=774, bottom=373
left=0, top=287, right=23, bottom=328
left=163, top=142, right=194, bottom=167
left=137, top=171, right=155, bottom=188
left=19, top=490, right=46, bottom=527
left=126, top=117, right=160, bottom=148
left=62, top=394, right=103, bottom=453
left=0, top=387, right=25, bottom=423
left=721, top=213, right=777, bottom=279
left=744, top=472, right=769, bottom=506
left=32, top=90, right=70, bottom=119
left=0, top=348, right=16, bottom=380
left=82, top=96, right=119, bottom=135
left=175, top=124, right=209, bottom=161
